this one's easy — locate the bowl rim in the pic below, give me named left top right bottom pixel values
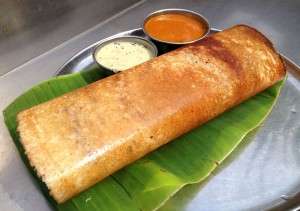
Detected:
left=142, top=8, right=210, bottom=45
left=92, top=35, right=158, bottom=73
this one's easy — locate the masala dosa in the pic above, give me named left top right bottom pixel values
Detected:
left=17, top=25, right=286, bottom=203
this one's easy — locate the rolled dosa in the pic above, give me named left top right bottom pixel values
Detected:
left=17, top=25, right=286, bottom=203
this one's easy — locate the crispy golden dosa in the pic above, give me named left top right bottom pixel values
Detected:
left=17, top=25, right=286, bottom=203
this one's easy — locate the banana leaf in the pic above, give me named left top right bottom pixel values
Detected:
left=3, top=67, right=285, bottom=211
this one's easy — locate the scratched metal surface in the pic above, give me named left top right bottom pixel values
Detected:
left=0, top=0, right=299, bottom=210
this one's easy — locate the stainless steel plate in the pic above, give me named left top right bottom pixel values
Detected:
left=0, top=27, right=299, bottom=211
left=55, top=28, right=300, bottom=210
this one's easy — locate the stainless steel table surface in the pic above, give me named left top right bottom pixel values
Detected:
left=0, top=0, right=299, bottom=211
left=0, top=0, right=299, bottom=76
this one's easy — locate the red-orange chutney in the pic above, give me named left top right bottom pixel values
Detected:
left=144, top=13, right=207, bottom=43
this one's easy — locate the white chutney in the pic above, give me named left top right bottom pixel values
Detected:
left=95, top=40, right=155, bottom=72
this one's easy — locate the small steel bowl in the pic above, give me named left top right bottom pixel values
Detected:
left=93, top=36, right=158, bottom=74
left=143, top=8, right=210, bottom=45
